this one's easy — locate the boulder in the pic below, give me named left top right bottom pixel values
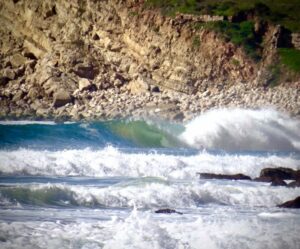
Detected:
left=171, top=112, right=184, bottom=121
left=12, top=91, right=26, bottom=102
left=278, top=196, right=300, bottom=209
left=3, top=68, right=16, bottom=80
left=53, top=89, right=72, bottom=108
left=127, top=78, right=149, bottom=94
left=10, top=53, right=27, bottom=68
left=253, top=176, right=273, bottom=182
left=198, top=173, right=251, bottom=181
left=78, top=78, right=92, bottom=91
left=27, top=88, right=40, bottom=100
left=0, top=76, right=10, bottom=86
left=73, top=64, right=98, bottom=80
left=155, top=209, right=183, bottom=215
left=150, top=85, right=160, bottom=93
left=36, top=108, right=48, bottom=117
left=259, top=167, right=300, bottom=180
left=15, top=66, right=25, bottom=78
left=23, top=51, right=37, bottom=60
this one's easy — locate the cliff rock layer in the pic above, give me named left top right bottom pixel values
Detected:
left=0, top=0, right=299, bottom=120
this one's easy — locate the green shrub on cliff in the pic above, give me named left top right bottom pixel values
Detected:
left=278, top=48, right=300, bottom=73
left=192, top=36, right=201, bottom=48
left=144, top=0, right=199, bottom=16
left=267, top=64, right=281, bottom=87
left=202, top=21, right=260, bottom=60
left=146, top=0, right=299, bottom=66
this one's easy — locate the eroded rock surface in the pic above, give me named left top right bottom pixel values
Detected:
left=0, top=0, right=299, bottom=121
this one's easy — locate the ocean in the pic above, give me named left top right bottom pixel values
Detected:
left=0, top=108, right=300, bottom=249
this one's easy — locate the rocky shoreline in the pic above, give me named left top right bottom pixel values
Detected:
left=0, top=0, right=299, bottom=122
left=1, top=79, right=299, bottom=122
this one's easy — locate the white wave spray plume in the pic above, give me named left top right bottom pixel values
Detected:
left=180, top=108, right=300, bottom=152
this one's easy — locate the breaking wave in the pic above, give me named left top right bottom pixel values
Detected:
left=0, top=146, right=299, bottom=178
left=1, top=179, right=299, bottom=209
left=1, top=108, right=300, bottom=152
left=181, top=108, right=300, bottom=152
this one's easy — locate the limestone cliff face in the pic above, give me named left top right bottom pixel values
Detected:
left=0, top=0, right=298, bottom=120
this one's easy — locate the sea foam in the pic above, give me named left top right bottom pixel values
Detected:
left=180, top=108, right=300, bottom=152
left=1, top=208, right=299, bottom=249
left=0, top=146, right=299, bottom=178
left=1, top=180, right=299, bottom=208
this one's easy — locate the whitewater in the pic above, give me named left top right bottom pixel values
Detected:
left=0, top=108, right=300, bottom=249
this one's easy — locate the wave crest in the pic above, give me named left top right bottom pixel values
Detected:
left=180, top=108, right=300, bottom=152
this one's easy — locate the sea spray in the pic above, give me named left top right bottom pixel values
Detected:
left=180, top=108, right=300, bottom=152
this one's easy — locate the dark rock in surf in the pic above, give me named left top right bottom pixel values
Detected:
left=259, top=167, right=300, bottom=180
left=155, top=209, right=183, bottom=215
left=270, top=177, right=287, bottom=186
left=253, top=176, right=273, bottom=182
left=278, top=196, right=300, bottom=209
left=198, top=173, right=251, bottom=181
left=288, top=179, right=300, bottom=188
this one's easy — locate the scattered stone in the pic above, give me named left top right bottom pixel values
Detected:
left=155, top=209, right=183, bottom=215
left=53, top=89, right=72, bottom=108
left=198, top=173, right=251, bottom=180
left=278, top=196, right=300, bottom=209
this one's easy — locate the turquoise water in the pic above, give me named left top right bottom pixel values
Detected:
left=0, top=120, right=183, bottom=149
left=0, top=109, right=300, bottom=249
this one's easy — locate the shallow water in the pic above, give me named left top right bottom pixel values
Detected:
left=0, top=108, right=300, bottom=249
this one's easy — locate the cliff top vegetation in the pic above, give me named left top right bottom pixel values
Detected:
left=145, top=0, right=300, bottom=32
left=145, top=0, right=300, bottom=73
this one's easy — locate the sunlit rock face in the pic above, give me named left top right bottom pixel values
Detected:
left=0, top=0, right=299, bottom=121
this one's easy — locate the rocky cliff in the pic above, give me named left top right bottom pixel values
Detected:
left=0, top=0, right=299, bottom=121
